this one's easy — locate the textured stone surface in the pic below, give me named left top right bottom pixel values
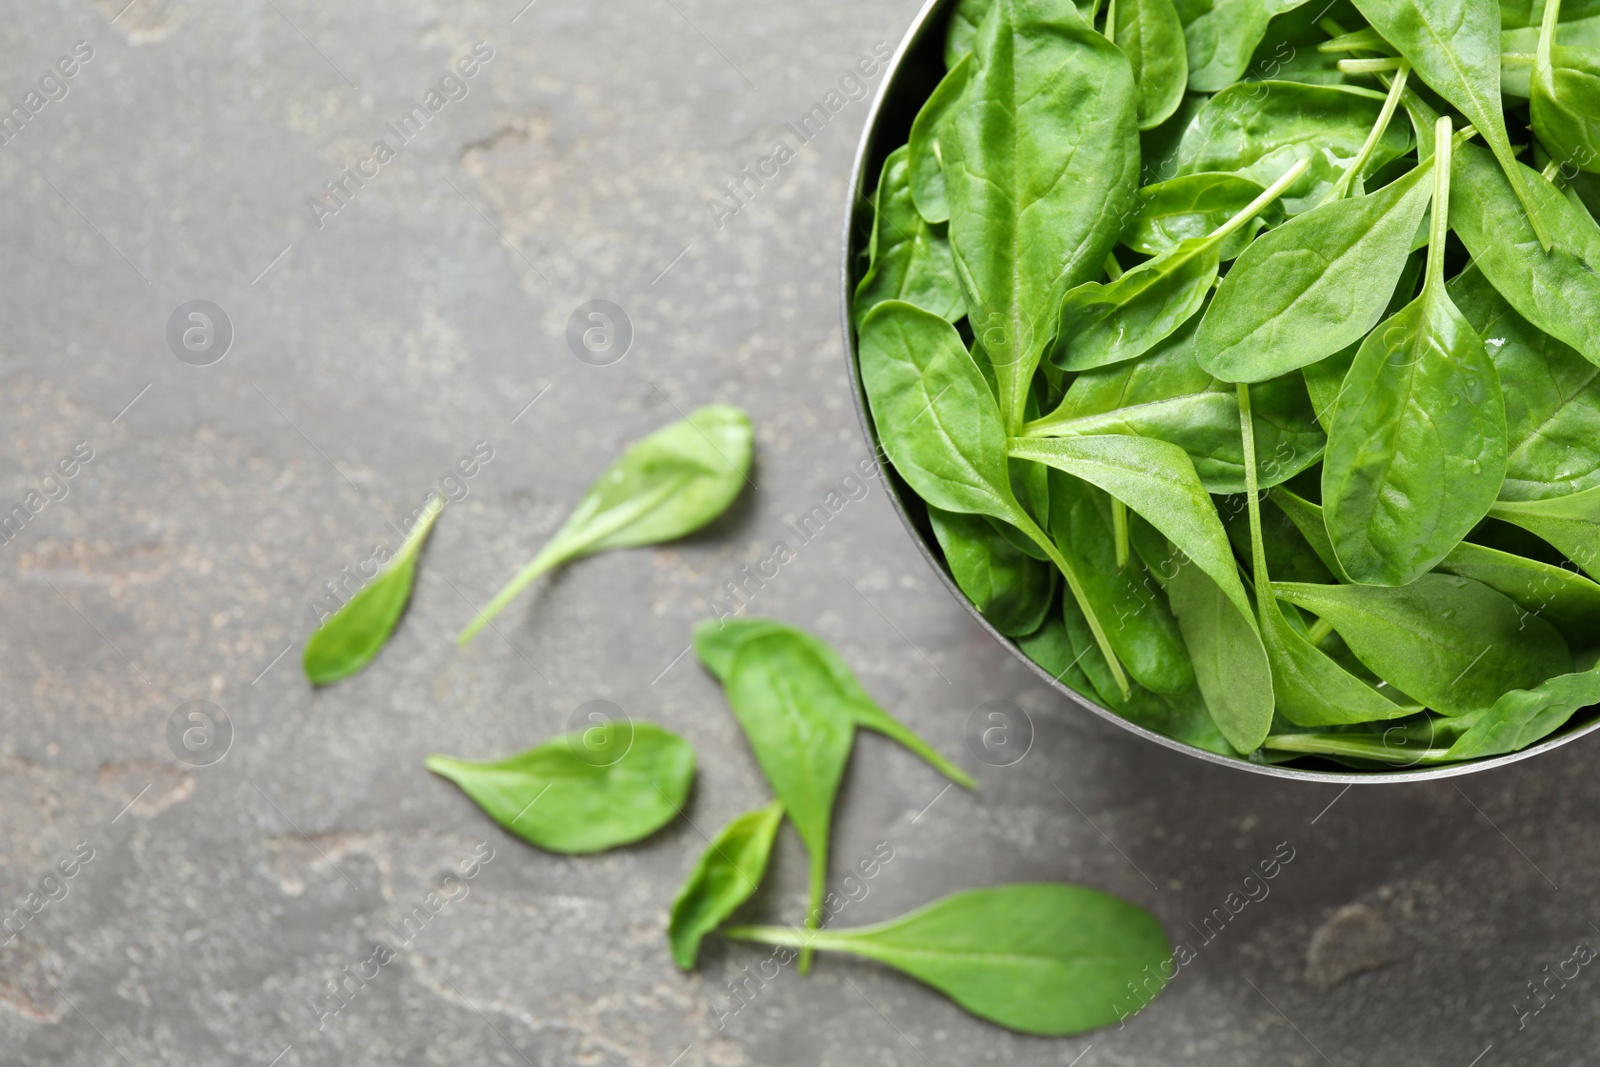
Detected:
left=1, top=0, right=1598, bottom=1064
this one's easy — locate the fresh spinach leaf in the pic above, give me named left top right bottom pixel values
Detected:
left=1047, top=470, right=1196, bottom=695
left=1120, top=172, right=1277, bottom=259
left=1351, top=0, right=1557, bottom=246
left=1322, top=121, right=1509, bottom=586
left=1008, top=433, right=1258, bottom=622
left=854, top=146, right=964, bottom=325
left=1174, top=0, right=1311, bottom=91
left=1531, top=0, right=1600, bottom=173
left=1195, top=148, right=1436, bottom=382
left=909, top=56, right=971, bottom=224
left=1444, top=660, right=1600, bottom=758
left=1449, top=264, right=1600, bottom=503
left=724, top=884, right=1173, bottom=1036
left=1029, top=312, right=1325, bottom=493
left=458, top=405, right=752, bottom=643
left=930, top=506, right=1057, bottom=636
left=668, top=799, right=784, bottom=969
left=1114, top=0, right=1191, bottom=128
left=304, top=494, right=443, bottom=685
left=1273, top=576, right=1573, bottom=714
left=1175, top=81, right=1412, bottom=213
left=1050, top=158, right=1308, bottom=371
left=1166, top=548, right=1275, bottom=750
left=1239, top=385, right=1422, bottom=726
left=943, top=0, right=1142, bottom=431
left=426, top=721, right=696, bottom=853
left=859, top=301, right=1130, bottom=692
left=724, top=632, right=858, bottom=974
left=692, top=617, right=977, bottom=788
left=1490, top=485, right=1600, bottom=578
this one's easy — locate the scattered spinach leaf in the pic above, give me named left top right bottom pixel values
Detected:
left=304, top=494, right=443, bottom=685
left=724, top=884, right=1173, bottom=1036
left=426, top=721, right=695, bottom=853
left=458, top=405, right=752, bottom=643
left=668, top=800, right=784, bottom=969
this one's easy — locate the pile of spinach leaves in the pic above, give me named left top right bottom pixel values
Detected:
left=856, top=0, right=1600, bottom=768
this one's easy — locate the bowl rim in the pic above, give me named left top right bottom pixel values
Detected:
left=838, top=0, right=1600, bottom=784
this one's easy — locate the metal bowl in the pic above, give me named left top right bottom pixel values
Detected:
left=840, top=0, right=1600, bottom=782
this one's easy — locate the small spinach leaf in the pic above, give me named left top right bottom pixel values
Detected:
left=1166, top=549, right=1275, bottom=750
left=930, top=506, right=1056, bottom=636
left=668, top=800, right=785, bottom=969
left=1531, top=0, right=1600, bottom=171
left=1121, top=172, right=1276, bottom=259
left=1490, top=485, right=1600, bottom=579
left=692, top=617, right=976, bottom=788
left=426, top=722, right=696, bottom=853
left=1444, top=661, right=1600, bottom=758
left=854, top=146, right=964, bottom=325
left=1272, top=576, right=1573, bottom=714
left=1114, top=0, right=1190, bottom=128
left=458, top=405, right=752, bottom=643
left=304, top=494, right=443, bottom=685
left=909, top=56, right=971, bottom=224
left=725, top=884, right=1173, bottom=1036
left=1174, top=0, right=1310, bottom=91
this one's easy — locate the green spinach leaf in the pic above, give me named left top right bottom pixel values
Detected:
left=458, top=405, right=752, bottom=643
left=724, top=884, right=1173, bottom=1036
left=909, top=56, right=971, bottom=224
left=930, top=506, right=1057, bottom=636
left=854, top=146, right=964, bottom=325
left=1444, top=660, right=1600, bottom=757
left=304, top=494, right=443, bottom=685
left=1350, top=0, right=1557, bottom=246
left=1166, top=549, right=1275, bottom=750
left=426, top=721, right=696, bottom=853
left=1120, top=172, right=1277, bottom=259
left=859, top=301, right=1130, bottom=692
left=1174, top=0, right=1311, bottom=91
left=1531, top=0, right=1600, bottom=171
left=1114, top=0, right=1191, bottom=127
left=1322, top=121, right=1509, bottom=586
left=1490, top=485, right=1600, bottom=578
left=1273, top=576, right=1573, bottom=714
left=692, top=617, right=977, bottom=788
left=668, top=800, right=784, bottom=969
left=943, top=0, right=1141, bottom=431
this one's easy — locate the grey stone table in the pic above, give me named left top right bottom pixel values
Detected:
left=0, top=1, right=1594, bottom=1064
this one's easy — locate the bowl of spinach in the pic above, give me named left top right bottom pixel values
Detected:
left=844, top=0, right=1600, bottom=779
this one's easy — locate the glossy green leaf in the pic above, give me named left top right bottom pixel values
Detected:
left=1009, top=433, right=1257, bottom=621
left=691, top=617, right=977, bottom=788
left=725, top=632, right=857, bottom=973
left=1052, top=159, right=1308, bottom=371
left=1490, top=485, right=1600, bottom=578
left=909, top=56, right=971, bottom=224
left=1444, top=662, right=1600, bottom=758
left=458, top=405, right=752, bottom=643
left=1351, top=0, right=1556, bottom=246
left=859, top=301, right=1130, bottom=692
left=1195, top=156, right=1436, bottom=382
left=1532, top=13, right=1600, bottom=173
left=1029, top=314, right=1324, bottom=494
left=725, top=884, right=1173, bottom=1036
left=1174, top=0, right=1311, bottom=91
left=1120, top=172, right=1275, bottom=259
left=1047, top=471, right=1195, bottom=695
left=930, top=506, right=1056, bottom=635
left=1175, top=81, right=1412, bottom=213
left=1448, top=264, right=1600, bottom=502
left=426, top=722, right=695, bottom=853
left=303, top=494, right=443, bottom=685
left=1273, top=576, right=1573, bottom=714
left=945, top=0, right=993, bottom=67
left=668, top=800, right=784, bottom=970
left=1502, top=14, right=1600, bottom=96
left=943, top=0, right=1141, bottom=431
left=1323, top=121, right=1508, bottom=587
left=1166, top=550, right=1275, bottom=750
left=1238, top=386, right=1421, bottom=726
left=1115, top=0, right=1190, bottom=128
left=854, top=146, right=964, bottom=325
